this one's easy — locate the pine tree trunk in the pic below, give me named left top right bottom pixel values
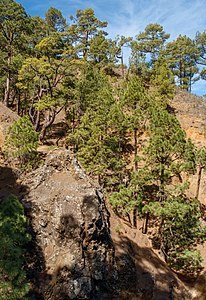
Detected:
left=133, top=206, right=137, bottom=228
left=160, top=163, right=165, bottom=200
left=16, top=91, right=21, bottom=115
left=34, top=110, right=40, bottom=131
left=134, top=128, right=138, bottom=172
left=196, top=166, right=203, bottom=200
left=142, top=211, right=149, bottom=234
left=126, top=212, right=132, bottom=226
left=4, top=52, right=12, bottom=107
left=159, top=217, right=167, bottom=262
left=39, top=110, right=56, bottom=142
left=120, top=51, right=124, bottom=79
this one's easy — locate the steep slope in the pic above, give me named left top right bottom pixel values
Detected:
left=1, top=92, right=206, bottom=298
left=172, top=89, right=206, bottom=148
left=171, top=91, right=206, bottom=205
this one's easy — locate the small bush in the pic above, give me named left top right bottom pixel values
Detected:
left=4, top=116, right=39, bottom=168
left=168, top=249, right=203, bottom=274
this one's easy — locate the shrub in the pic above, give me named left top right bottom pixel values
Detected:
left=4, top=116, right=39, bottom=167
left=0, top=195, right=31, bottom=299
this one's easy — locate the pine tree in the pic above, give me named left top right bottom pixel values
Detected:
left=165, top=35, right=200, bottom=91
left=123, top=75, right=150, bottom=171
left=67, top=66, right=128, bottom=187
left=145, top=108, right=195, bottom=195
left=195, top=31, right=206, bottom=82
left=0, top=195, right=31, bottom=299
left=130, top=23, right=170, bottom=77
left=0, top=0, right=31, bottom=106
left=69, top=8, right=108, bottom=61
left=45, top=7, right=66, bottom=34
left=17, top=33, right=76, bottom=141
left=149, top=58, right=175, bottom=107
left=4, top=115, right=39, bottom=167
left=144, top=193, right=205, bottom=273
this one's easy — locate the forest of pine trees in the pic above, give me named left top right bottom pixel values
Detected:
left=1, top=0, right=206, bottom=297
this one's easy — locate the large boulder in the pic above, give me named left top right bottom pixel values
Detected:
left=22, top=149, right=117, bottom=299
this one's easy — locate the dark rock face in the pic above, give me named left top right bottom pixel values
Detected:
left=23, top=150, right=117, bottom=299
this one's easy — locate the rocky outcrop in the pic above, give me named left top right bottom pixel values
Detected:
left=22, top=149, right=117, bottom=299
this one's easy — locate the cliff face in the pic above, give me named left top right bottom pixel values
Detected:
left=22, top=150, right=117, bottom=299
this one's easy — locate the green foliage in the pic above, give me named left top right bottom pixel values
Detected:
left=69, top=8, right=108, bottom=60
left=165, top=35, right=200, bottom=91
left=4, top=115, right=39, bottom=167
left=146, top=108, right=195, bottom=189
left=0, top=0, right=31, bottom=105
left=123, top=75, right=150, bottom=170
left=149, top=59, right=175, bottom=106
left=145, top=194, right=206, bottom=273
left=0, top=0, right=30, bottom=46
left=109, top=187, right=136, bottom=215
left=0, top=195, right=31, bottom=299
left=130, top=23, right=170, bottom=77
left=195, top=30, right=206, bottom=66
left=88, top=32, right=111, bottom=66
left=67, top=66, right=128, bottom=186
left=45, top=6, right=66, bottom=33
left=74, top=99, right=127, bottom=185
left=196, top=147, right=206, bottom=169
left=170, top=249, right=202, bottom=273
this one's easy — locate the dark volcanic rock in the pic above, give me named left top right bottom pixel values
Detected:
left=23, top=149, right=117, bottom=299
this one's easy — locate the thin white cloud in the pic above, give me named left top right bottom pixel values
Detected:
left=106, top=0, right=206, bottom=41
left=18, top=0, right=206, bottom=40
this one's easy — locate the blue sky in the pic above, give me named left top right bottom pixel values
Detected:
left=16, top=0, right=206, bottom=96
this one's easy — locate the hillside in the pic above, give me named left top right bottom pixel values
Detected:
left=1, top=90, right=206, bottom=299
left=172, top=90, right=206, bottom=148
left=1, top=2, right=206, bottom=298
left=107, top=89, right=206, bottom=300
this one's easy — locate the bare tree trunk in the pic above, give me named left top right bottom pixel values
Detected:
left=142, top=211, right=149, bottom=234
left=196, top=166, right=203, bottom=200
left=133, top=206, right=138, bottom=228
left=120, top=51, right=124, bottom=79
left=159, top=218, right=167, bottom=262
left=134, top=128, right=138, bottom=172
left=3, top=47, right=13, bottom=106
left=34, top=110, right=41, bottom=131
left=16, top=91, right=21, bottom=115
left=4, top=56, right=11, bottom=107
left=39, top=110, right=56, bottom=142
left=126, top=212, right=132, bottom=226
